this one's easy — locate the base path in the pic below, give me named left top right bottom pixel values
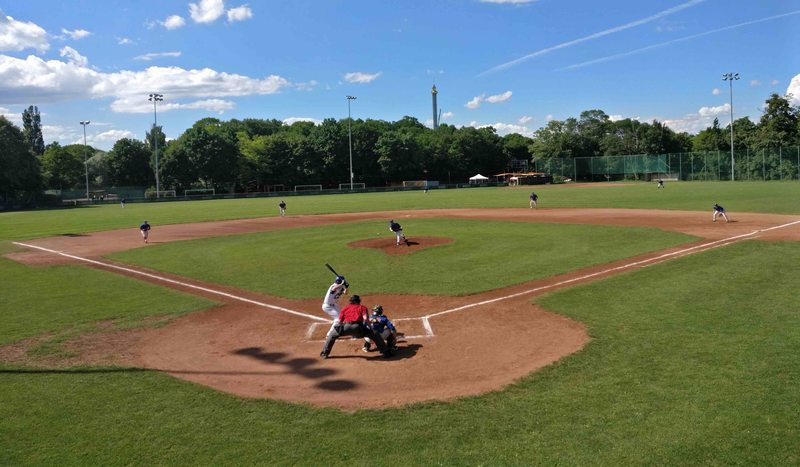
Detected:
left=5, top=208, right=800, bottom=410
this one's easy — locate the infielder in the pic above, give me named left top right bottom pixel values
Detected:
left=139, top=220, right=151, bottom=243
left=322, top=275, right=348, bottom=337
left=389, top=219, right=407, bottom=246
left=529, top=191, right=539, bottom=208
left=279, top=200, right=286, bottom=217
left=363, top=305, right=398, bottom=353
left=712, top=203, right=730, bottom=222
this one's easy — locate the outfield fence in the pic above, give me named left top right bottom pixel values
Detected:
left=534, top=147, right=800, bottom=182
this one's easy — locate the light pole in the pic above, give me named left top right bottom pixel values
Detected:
left=79, top=120, right=90, bottom=200
left=346, top=95, right=357, bottom=191
left=148, top=93, right=164, bottom=197
left=722, top=72, right=739, bottom=181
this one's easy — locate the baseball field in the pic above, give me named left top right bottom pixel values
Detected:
left=1, top=181, right=799, bottom=465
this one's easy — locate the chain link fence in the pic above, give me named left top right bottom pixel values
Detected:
left=533, top=147, right=800, bottom=182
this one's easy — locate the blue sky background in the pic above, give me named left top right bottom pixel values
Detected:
left=1, top=0, right=798, bottom=150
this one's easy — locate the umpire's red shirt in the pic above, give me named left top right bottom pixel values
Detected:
left=339, top=304, right=368, bottom=323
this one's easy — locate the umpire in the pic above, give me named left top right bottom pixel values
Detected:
left=320, top=295, right=392, bottom=359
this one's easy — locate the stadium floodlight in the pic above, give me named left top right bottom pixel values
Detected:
left=80, top=120, right=90, bottom=200
left=722, top=73, right=740, bottom=181
left=148, top=93, right=164, bottom=198
left=347, top=95, right=357, bottom=191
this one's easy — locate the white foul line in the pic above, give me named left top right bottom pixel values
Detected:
left=424, top=219, right=800, bottom=320
left=12, top=242, right=329, bottom=323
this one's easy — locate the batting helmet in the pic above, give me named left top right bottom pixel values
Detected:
left=349, top=294, right=361, bottom=304
left=335, top=275, right=345, bottom=284
left=372, top=305, right=383, bottom=315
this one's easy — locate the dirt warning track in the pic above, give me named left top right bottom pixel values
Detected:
left=5, top=208, right=800, bottom=410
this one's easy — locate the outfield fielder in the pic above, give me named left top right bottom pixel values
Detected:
left=322, top=275, right=348, bottom=336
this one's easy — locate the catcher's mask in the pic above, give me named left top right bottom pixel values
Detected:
left=335, top=276, right=345, bottom=284
left=349, top=294, right=361, bottom=304
left=372, top=305, right=383, bottom=316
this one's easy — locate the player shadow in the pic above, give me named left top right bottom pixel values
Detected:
left=334, top=343, right=420, bottom=361
left=232, top=347, right=338, bottom=379
left=404, top=240, right=419, bottom=246
left=60, top=233, right=89, bottom=237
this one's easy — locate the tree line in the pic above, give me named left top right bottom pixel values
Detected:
left=1, top=93, right=798, bottom=203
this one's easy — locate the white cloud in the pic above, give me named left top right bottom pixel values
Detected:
left=59, top=46, right=88, bottom=67
left=519, top=115, right=532, bottom=124
left=750, top=79, right=761, bottom=86
left=0, top=11, right=49, bottom=52
left=162, top=15, right=186, bottom=30
left=771, top=79, right=779, bottom=86
left=712, top=87, right=721, bottom=95
left=485, top=90, right=512, bottom=103
left=190, top=0, right=225, bottom=23
left=479, top=0, right=537, bottom=4
left=294, top=79, right=318, bottom=91
left=697, top=103, right=730, bottom=117
left=465, top=95, right=483, bottom=109
left=94, top=129, right=136, bottom=142
left=61, top=28, right=91, bottom=40
left=283, top=117, right=322, bottom=125
left=546, top=114, right=554, bottom=121
left=663, top=103, right=733, bottom=134
left=787, top=74, right=800, bottom=106
left=134, top=51, right=182, bottom=61
left=227, top=5, right=253, bottom=22
left=0, top=54, right=291, bottom=110
left=608, top=114, right=625, bottom=122
left=1, top=106, right=22, bottom=125
left=469, top=120, right=535, bottom=137
left=465, top=91, right=511, bottom=108
left=117, top=37, right=135, bottom=45
left=442, top=111, right=454, bottom=120
left=343, top=71, right=382, bottom=83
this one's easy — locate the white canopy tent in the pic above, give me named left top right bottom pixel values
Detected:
left=469, top=173, right=489, bottom=184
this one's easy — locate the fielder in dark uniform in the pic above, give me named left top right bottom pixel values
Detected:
left=139, top=221, right=151, bottom=243
left=389, top=219, right=407, bottom=246
left=529, top=192, right=538, bottom=208
left=320, top=295, right=391, bottom=359
left=278, top=200, right=286, bottom=217
left=712, top=203, right=729, bottom=222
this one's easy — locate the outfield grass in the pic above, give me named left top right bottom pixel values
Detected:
left=1, top=241, right=797, bottom=465
left=109, top=219, right=696, bottom=297
left=1, top=181, right=799, bottom=241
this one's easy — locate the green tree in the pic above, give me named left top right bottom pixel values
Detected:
left=176, top=118, right=242, bottom=191
left=40, top=142, right=84, bottom=189
left=754, top=93, right=799, bottom=149
left=21, top=105, right=45, bottom=155
left=502, top=133, right=533, bottom=162
left=107, top=138, right=153, bottom=186
left=692, top=118, right=729, bottom=152
left=0, top=116, right=42, bottom=203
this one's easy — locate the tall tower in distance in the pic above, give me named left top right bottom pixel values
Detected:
left=431, top=85, right=439, bottom=129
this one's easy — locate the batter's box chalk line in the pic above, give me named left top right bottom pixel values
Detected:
left=305, top=316, right=434, bottom=343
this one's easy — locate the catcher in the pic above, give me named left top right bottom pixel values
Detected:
left=363, top=305, right=398, bottom=353
left=320, top=295, right=392, bottom=359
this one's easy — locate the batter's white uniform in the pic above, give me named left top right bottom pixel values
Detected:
left=322, top=281, right=346, bottom=336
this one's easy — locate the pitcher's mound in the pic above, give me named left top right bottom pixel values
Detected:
left=348, top=236, right=454, bottom=255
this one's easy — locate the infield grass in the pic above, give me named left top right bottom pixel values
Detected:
left=108, top=219, right=696, bottom=297
left=1, top=181, right=799, bottom=241
left=1, top=241, right=798, bottom=465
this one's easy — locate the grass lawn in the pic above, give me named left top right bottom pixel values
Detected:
left=1, top=181, right=799, bottom=241
left=1, top=241, right=797, bottom=465
left=0, top=243, right=217, bottom=346
left=108, top=218, right=696, bottom=297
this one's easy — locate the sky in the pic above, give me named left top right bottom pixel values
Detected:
left=1, top=0, right=799, bottom=150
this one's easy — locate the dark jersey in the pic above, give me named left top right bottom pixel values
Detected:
left=140, top=223, right=151, bottom=231
left=390, top=221, right=402, bottom=232
left=369, top=315, right=396, bottom=334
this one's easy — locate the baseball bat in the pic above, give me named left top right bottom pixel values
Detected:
left=325, top=263, right=340, bottom=277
